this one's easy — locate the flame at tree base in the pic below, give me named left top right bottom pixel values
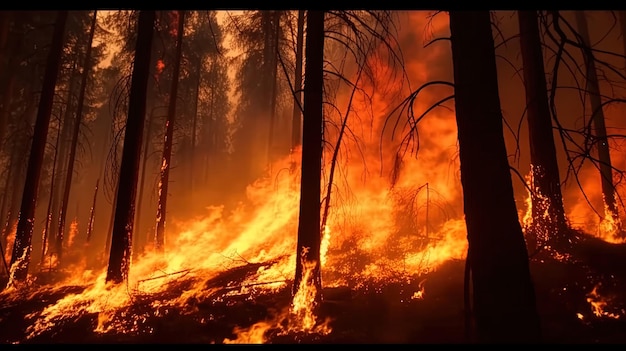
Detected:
left=224, top=254, right=332, bottom=344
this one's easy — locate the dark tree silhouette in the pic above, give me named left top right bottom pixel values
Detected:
left=56, top=10, right=98, bottom=261
left=8, top=11, right=68, bottom=284
left=291, top=10, right=305, bottom=151
left=575, top=11, right=621, bottom=233
left=449, top=11, right=541, bottom=342
left=518, top=10, right=569, bottom=252
left=154, top=10, right=185, bottom=252
left=106, top=10, right=155, bottom=284
left=293, top=10, right=324, bottom=306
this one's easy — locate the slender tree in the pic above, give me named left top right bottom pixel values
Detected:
left=154, top=10, right=185, bottom=252
left=106, top=10, right=155, bottom=284
left=293, top=10, right=324, bottom=307
left=56, top=10, right=98, bottom=261
left=449, top=10, right=541, bottom=342
left=8, top=11, right=68, bottom=284
left=575, top=11, right=620, bottom=230
left=518, top=10, right=569, bottom=251
left=133, top=107, right=156, bottom=257
left=291, top=10, right=305, bottom=151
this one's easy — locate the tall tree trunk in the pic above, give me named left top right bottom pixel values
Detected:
left=293, top=10, right=324, bottom=307
left=104, top=176, right=119, bottom=257
left=86, top=178, right=99, bottom=243
left=267, top=11, right=281, bottom=164
left=0, top=136, right=19, bottom=250
left=56, top=10, right=98, bottom=262
left=575, top=12, right=619, bottom=227
left=2, top=109, right=32, bottom=252
left=291, top=10, right=305, bottom=151
left=133, top=108, right=155, bottom=257
left=202, top=63, right=216, bottom=186
left=518, top=10, right=569, bottom=251
left=449, top=10, right=541, bottom=342
left=48, top=58, right=80, bottom=256
left=154, top=10, right=185, bottom=252
left=106, top=10, right=155, bottom=284
left=189, top=57, right=202, bottom=200
left=8, top=11, right=68, bottom=284
left=41, top=120, right=63, bottom=263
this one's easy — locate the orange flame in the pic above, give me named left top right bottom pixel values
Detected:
left=585, top=283, right=622, bottom=319
left=66, top=218, right=79, bottom=249
left=155, top=59, right=165, bottom=82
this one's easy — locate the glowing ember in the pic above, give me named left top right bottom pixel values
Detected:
left=598, top=196, right=625, bottom=244
left=411, top=280, right=425, bottom=300
left=520, top=166, right=556, bottom=248
left=586, top=283, right=621, bottom=320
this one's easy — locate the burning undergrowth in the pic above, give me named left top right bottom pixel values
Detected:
left=2, top=142, right=626, bottom=343
left=0, top=146, right=471, bottom=343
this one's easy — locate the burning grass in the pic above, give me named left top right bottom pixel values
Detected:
left=2, top=149, right=626, bottom=343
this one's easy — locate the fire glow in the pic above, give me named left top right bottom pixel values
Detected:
left=1, top=10, right=626, bottom=344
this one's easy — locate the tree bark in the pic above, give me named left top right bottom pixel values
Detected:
left=293, top=10, right=324, bottom=307
left=48, top=57, right=80, bottom=257
left=575, top=11, right=619, bottom=226
left=518, top=10, right=569, bottom=251
left=449, top=10, right=541, bottom=342
left=189, top=56, right=202, bottom=198
left=56, top=10, right=98, bottom=261
left=291, top=10, right=305, bottom=151
left=41, top=120, right=63, bottom=263
left=9, top=11, right=68, bottom=283
left=133, top=107, right=155, bottom=257
left=106, top=10, right=155, bottom=284
left=154, top=10, right=185, bottom=252
left=266, top=11, right=281, bottom=164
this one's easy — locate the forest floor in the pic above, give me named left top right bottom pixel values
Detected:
left=1, top=232, right=626, bottom=344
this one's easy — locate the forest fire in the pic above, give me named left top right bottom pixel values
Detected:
left=1, top=9, right=626, bottom=344
left=2, top=142, right=468, bottom=342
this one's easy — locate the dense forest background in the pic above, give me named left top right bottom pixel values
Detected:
left=0, top=10, right=625, bottom=344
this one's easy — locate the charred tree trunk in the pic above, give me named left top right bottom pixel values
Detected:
left=449, top=11, right=541, bottom=342
left=56, top=10, right=97, bottom=261
left=189, top=57, right=202, bottom=198
left=133, top=108, right=155, bottom=257
left=293, top=10, right=324, bottom=306
left=48, top=58, right=80, bottom=257
left=267, top=11, right=281, bottom=164
left=41, top=120, right=63, bottom=263
left=575, top=12, right=619, bottom=228
left=86, top=178, right=99, bottom=243
left=2, top=110, right=32, bottom=253
left=0, top=135, right=21, bottom=251
left=106, top=10, right=155, bottom=284
left=154, top=10, right=184, bottom=253
left=202, top=63, right=216, bottom=186
left=518, top=10, right=569, bottom=251
left=291, top=10, right=305, bottom=151
left=104, top=176, right=119, bottom=257
left=8, top=11, right=68, bottom=284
